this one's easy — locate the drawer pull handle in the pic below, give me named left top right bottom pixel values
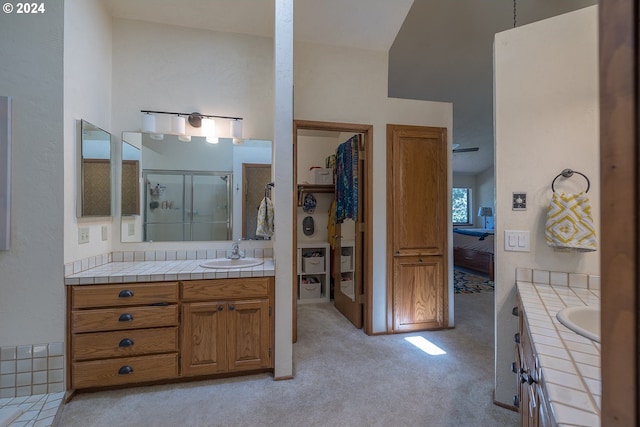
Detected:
left=118, top=290, right=134, bottom=298
left=512, top=306, right=519, bottom=316
left=514, top=332, right=520, bottom=344
left=118, top=365, right=134, bottom=375
left=229, top=304, right=235, bottom=311
left=118, top=338, right=134, bottom=348
left=118, top=313, right=134, bottom=322
left=511, top=362, right=518, bottom=374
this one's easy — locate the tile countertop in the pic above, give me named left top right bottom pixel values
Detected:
left=64, top=258, right=275, bottom=285
left=517, top=281, right=601, bottom=427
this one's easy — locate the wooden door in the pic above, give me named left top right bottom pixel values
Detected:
left=227, top=299, right=271, bottom=371
left=181, top=302, right=227, bottom=376
left=387, top=124, right=448, bottom=332
left=333, top=134, right=364, bottom=329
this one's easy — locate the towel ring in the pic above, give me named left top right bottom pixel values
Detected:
left=551, top=169, right=590, bottom=193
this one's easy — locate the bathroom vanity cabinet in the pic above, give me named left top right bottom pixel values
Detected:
left=67, top=277, right=274, bottom=391
left=514, top=296, right=553, bottom=427
left=181, top=278, right=272, bottom=376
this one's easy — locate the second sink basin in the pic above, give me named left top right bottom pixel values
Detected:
left=556, top=305, right=600, bottom=343
left=200, top=258, right=264, bottom=269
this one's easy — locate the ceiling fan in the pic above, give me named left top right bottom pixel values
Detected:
left=452, top=143, right=479, bottom=153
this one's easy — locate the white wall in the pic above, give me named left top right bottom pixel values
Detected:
left=64, top=0, right=114, bottom=264
left=294, top=41, right=453, bottom=332
left=0, top=2, right=65, bottom=345
left=493, top=5, right=599, bottom=405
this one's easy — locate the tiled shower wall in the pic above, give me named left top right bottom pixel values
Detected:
left=0, top=343, right=64, bottom=398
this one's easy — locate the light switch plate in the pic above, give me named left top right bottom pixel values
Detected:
left=504, top=230, right=530, bottom=252
left=128, top=223, right=135, bottom=236
left=101, top=225, right=108, bottom=241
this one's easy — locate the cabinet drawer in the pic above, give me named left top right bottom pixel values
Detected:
left=72, top=327, right=179, bottom=360
left=182, top=277, right=270, bottom=301
left=72, top=353, right=178, bottom=389
left=72, top=305, right=178, bottom=333
left=72, top=282, right=179, bottom=308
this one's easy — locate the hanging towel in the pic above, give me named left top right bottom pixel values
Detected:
left=335, top=136, right=359, bottom=222
left=545, top=192, right=597, bottom=252
left=256, top=196, right=274, bottom=238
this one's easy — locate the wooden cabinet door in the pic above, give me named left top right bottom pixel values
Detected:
left=387, top=125, right=448, bottom=331
left=392, top=256, right=445, bottom=331
left=227, top=299, right=271, bottom=372
left=181, top=301, right=228, bottom=376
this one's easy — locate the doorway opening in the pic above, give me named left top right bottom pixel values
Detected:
left=292, top=120, right=373, bottom=342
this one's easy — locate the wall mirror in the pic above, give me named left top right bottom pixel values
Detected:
left=77, top=120, right=112, bottom=217
left=120, top=132, right=272, bottom=243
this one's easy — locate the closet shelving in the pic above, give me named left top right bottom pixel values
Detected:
left=297, top=241, right=330, bottom=304
left=296, top=184, right=334, bottom=206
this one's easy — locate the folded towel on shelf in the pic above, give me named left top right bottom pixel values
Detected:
left=256, top=196, right=274, bottom=238
left=545, top=192, right=597, bottom=252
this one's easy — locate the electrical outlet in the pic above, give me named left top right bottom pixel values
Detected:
left=128, top=223, right=135, bottom=236
left=101, top=225, right=108, bottom=241
left=78, top=227, right=90, bottom=244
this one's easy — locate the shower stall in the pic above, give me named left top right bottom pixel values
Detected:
left=143, top=170, right=232, bottom=241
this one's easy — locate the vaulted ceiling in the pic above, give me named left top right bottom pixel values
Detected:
left=102, top=0, right=597, bottom=174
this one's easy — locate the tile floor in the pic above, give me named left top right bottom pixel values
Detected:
left=0, top=393, right=63, bottom=427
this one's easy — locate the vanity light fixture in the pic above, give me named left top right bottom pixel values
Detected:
left=172, top=115, right=186, bottom=135
left=142, top=112, right=156, bottom=133
left=230, top=119, right=243, bottom=144
left=140, top=110, right=243, bottom=143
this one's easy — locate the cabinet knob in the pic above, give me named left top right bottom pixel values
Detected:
left=217, top=305, right=224, bottom=312
left=512, top=306, right=519, bottom=316
left=511, top=362, right=519, bottom=374
left=513, top=395, right=520, bottom=408
left=118, top=338, right=134, bottom=348
left=118, top=289, right=134, bottom=298
left=229, top=304, right=235, bottom=311
left=514, top=332, right=520, bottom=344
left=118, top=313, right=134, bottom=322
left=118, top=365, right=134, bottom=375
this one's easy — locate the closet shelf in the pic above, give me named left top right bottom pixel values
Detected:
left=297, top=184, right=335, bottom=206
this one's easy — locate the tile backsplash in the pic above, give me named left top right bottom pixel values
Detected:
left=0, top=343, right=64, bottom=398
left=516, top=267, right=600, bottom=290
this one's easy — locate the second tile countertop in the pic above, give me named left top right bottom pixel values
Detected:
left=517, top=281, right=601, bottom=427
left=65, top=258, right=275, bottom=285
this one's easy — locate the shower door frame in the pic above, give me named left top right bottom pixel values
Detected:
left=143, top=169, right=233, bottom=241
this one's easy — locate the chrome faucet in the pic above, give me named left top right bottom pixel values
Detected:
left=228, top=239, right=245, bottom=259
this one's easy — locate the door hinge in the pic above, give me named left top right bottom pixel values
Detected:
left=269, top=306, right=272, bottom=316
left=359, top=150, right=365, bottom=160
left=359, top=223, right=365, bottom=233
left=358, top=294, right=365, bottom=304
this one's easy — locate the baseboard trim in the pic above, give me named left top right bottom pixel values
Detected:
left=274, top=375, right=294, bottom=381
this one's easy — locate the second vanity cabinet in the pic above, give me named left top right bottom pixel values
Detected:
left=67, top=277, right=274, bottom=391
left=181, top=278, right=272, bottom=376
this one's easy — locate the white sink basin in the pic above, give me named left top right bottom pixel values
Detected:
left=556, top=306, right=600, bottom=343
left=200, top=258, right=264, bottom=269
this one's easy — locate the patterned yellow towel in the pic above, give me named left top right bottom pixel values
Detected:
left=545, top=192, right=597, bottom=252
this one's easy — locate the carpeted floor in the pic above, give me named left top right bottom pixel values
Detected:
left=454, top=268, right=494, bottom=294
left=57, top=293, right=516, bottom=427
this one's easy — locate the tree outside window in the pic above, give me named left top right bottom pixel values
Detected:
left=452, top=188, right=471, bottom=225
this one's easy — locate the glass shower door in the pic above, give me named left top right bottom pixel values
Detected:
left=190, top=174, right=231, bottom=241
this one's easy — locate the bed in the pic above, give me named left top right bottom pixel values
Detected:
left=453, top=228, right=495, bottom=281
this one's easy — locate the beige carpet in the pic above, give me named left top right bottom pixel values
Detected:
left=57, top=293, right=517, bottom=427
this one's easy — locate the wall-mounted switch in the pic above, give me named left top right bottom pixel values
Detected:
left=101, top=226, right=108, bottom=241
left=78, top=227, right=90, bottom=244
left=128, top=223, right=135, bottom=236
left=504, top=230, right=530, bottom=252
